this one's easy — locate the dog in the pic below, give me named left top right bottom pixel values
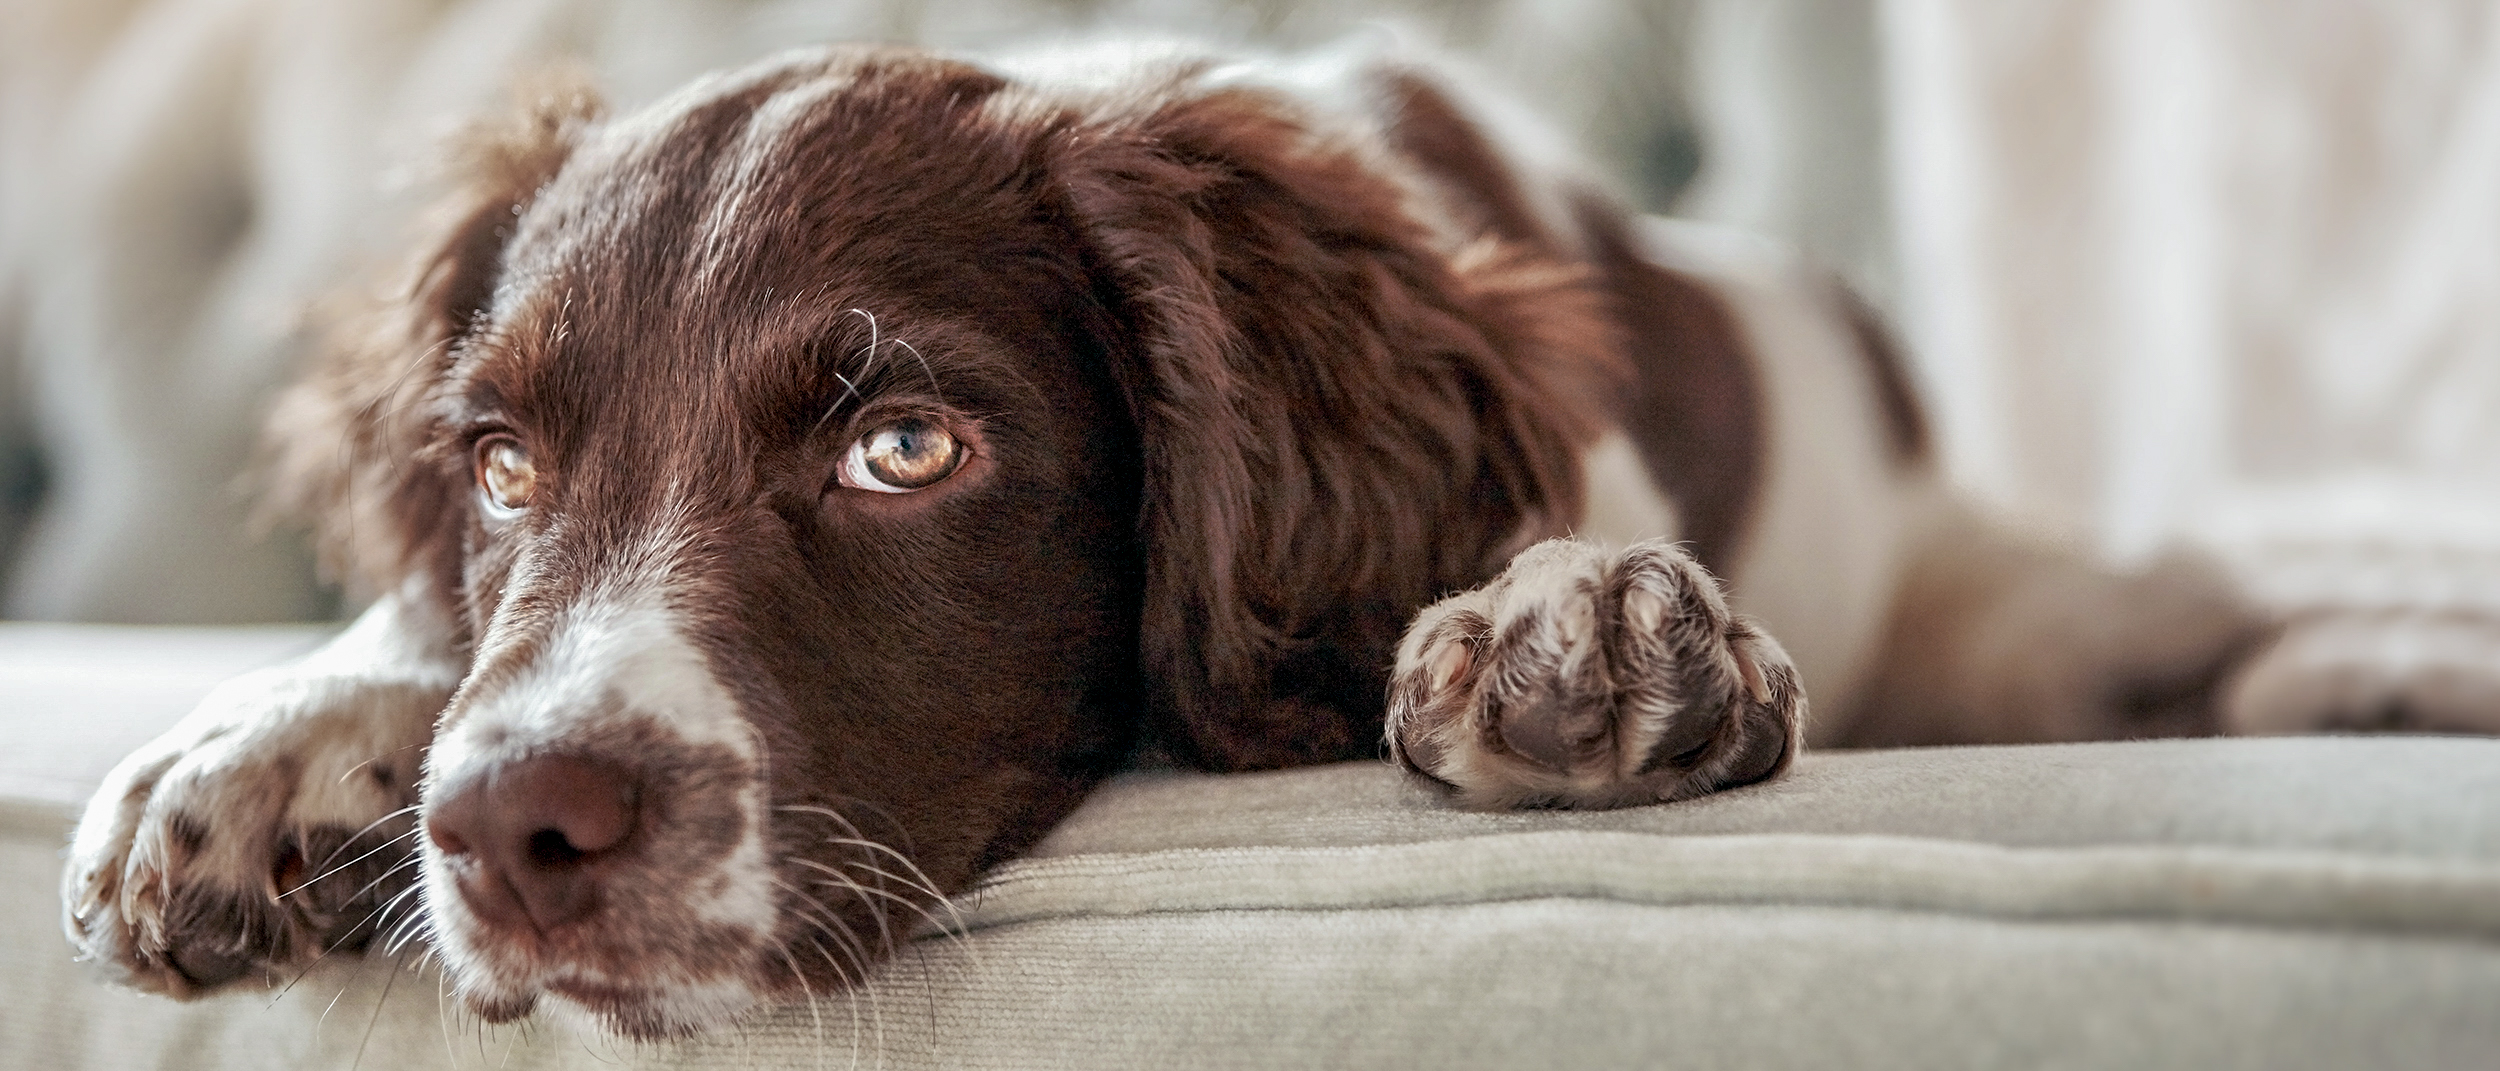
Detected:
left=63, top=39, right=2321, bottom=1039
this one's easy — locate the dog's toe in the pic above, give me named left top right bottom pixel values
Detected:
left=161, top=882, right=297, bottom=988
left=62, top=668, right=434, bottom=995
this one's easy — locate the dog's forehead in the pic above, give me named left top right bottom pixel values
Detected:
left=502, top=49, right=1027, bottom=303
left=458, top=50, right=1074, bottom=437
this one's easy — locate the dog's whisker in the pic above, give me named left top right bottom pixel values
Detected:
left=813, top=794, right=912, bottom=845
left=807, top=932, right=885, bottom=1071
left=279, top=820, right=420, bottom=900
left=810, top=832, right=919, bottom=873
left=810, top=836, right=960, bottom=929
left=350, top=948, right=407, bottom=1071
left=837, top=861, right=988, bottom=980
left=270, top=942, right=338, bottom=1006
left=315, top=801, right=423, bottom=856
left=378, top=887, right=437, bottom=957
left=775, top=805, right=964, bottom=944
left=315, top=969, right=358, bottom=1029
left=773, top=941, right=831, bottom=1071
left=328, top=851, right=426, bottom=912
left=774, top=871, right=896, bottom=1065
left=335, top=746, right=426, bottom=789
left=434, top=961, right=462, bottom=1071
left=845, top=864, right=973, bottom=946
left=770, top=795, right=965, bottom=955
left=772, top=875, right=875, bottom=967
left=792, top=859, right=899, bottom=956
left=812, top=868, right=979, bottom=985
left=815, top=936, right=870, bottom=1071
left=342, top=872, right=428, bottom=950
left=265, top=854, right=422, bottom=1003
left=813, top=371, right=864, bottom=432
left=844, top=308, right=882, bottom=375
left=314, top=932, right=395, bottom=1033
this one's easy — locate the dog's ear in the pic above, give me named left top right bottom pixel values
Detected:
left=1057, top=83, right=1620, bottom=771
left=262, top=72, right=601, bottom=612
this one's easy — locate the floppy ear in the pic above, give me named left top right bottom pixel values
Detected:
left=1058, top=82, right=1620, bottom=771
left=261, top=73, right=600, bottom=616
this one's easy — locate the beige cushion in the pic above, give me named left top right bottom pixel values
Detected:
left=6, top=623, right=2499, bottom=1069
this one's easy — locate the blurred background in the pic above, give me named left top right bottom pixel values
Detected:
left=2, top=0, right=2496, bottom=624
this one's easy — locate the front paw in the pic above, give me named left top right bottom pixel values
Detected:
left=62, top=669, right=440, bottom=996
left=1387, top=538, right=1805, bottom=808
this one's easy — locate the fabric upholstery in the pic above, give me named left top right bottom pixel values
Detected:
left=5, top=623, right=2497, bottom=1069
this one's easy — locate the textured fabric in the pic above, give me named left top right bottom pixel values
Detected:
left=7, top=625, right=2500, bottom=1069
left=1878, top=1, right=2500, bottom=563
left=0, top=623, right=326, bottom=808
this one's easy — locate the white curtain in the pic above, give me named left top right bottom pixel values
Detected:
left=1884, top=1, right=2500, bottom=605
left=1688, top=0, right=2500, bottom=611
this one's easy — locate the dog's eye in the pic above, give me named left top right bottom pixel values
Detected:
left=475, top=436, right=536, bottom=515
left=840, top=418, right=965, bottom=493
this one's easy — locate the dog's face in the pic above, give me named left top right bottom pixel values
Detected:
left=273, top=45, right=1605, bottom=1036
left=337, top=53, right=1146, bottom=1035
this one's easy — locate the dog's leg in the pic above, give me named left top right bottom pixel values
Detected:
left=61, top=585, right=460, bottom=995
left=2226, top=611, right=2500, bottom=736
left=1386, top=537, right=1806, bottom=809
left=1834, top=501, right=2277, bottom=747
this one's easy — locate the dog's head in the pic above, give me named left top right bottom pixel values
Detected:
left=271, top=45, right=1606, bottom=1037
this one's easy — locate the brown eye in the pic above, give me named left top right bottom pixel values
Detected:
left=475, top=436, right=536, bottom=515
left=839, top=417, right=965, bottom=494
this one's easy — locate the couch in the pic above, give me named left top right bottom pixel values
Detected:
left=8, top=622, right=2499, bottom=1069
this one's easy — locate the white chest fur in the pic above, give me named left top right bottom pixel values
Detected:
left=1577, top=220, right=1934, bottom=744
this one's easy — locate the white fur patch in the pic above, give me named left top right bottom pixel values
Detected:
left=438, top=584, right=755, bottom=760
left=1575, top=429, right=1683, bottom=552
left=1634, top=218, right=1925, bottom=744
left=422, top=519, right=777, bottom=1024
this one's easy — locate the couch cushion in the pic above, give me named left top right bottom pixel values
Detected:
left=5, top=623, right=2498, bottom=1069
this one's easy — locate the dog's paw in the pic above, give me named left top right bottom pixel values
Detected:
left=1386, top=538, right=1805, bottom=809
left=62, top=666, right=445, bottom=996
left=2226, top=611, right=2500, bottom=736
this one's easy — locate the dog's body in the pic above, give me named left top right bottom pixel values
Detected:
left=64, top=40, right=2304, bottom=1038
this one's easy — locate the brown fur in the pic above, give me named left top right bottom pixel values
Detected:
left=1829, top=280, right=1931, bottom=464
left=250, top=46, right=1626, bottom=1015
left=1057, top=76, right=1620, bottom=767
left=1576, top=200, right=1764, bottom=574
left=1839, top=503, right=2274, bottom=746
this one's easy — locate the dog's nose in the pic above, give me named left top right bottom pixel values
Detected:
left=426, top=755, right=638, bottom=934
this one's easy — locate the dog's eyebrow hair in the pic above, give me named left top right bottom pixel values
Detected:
left=842, top=308, right=939, bottom=392
left=886, top=337, right=941, bottom=394
left=807, top=308, right=941, bottom=434
left=810, top=371, right=864, bottom=435
left=845, top=307, right=882, bottom=372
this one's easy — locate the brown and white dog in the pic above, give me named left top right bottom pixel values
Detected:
left=63, top=39, right=2297, bottom=1038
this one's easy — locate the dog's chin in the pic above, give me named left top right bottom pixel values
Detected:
left=430, top=901, right=778, bottom=1041
left=548, top=977, right=764, bottom=1041
left=457, top=974, right=765, bottom=1041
